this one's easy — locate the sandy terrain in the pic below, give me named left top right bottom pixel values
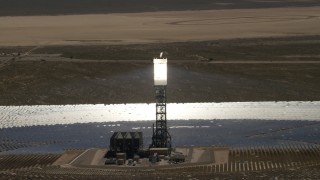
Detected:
left=53, top=149, right=85, bottom=165
left=0, top=7, right=319, bottom=105
left=1, top=7, right=320, bottom=46
left=69, top=148, right=108, bottom=166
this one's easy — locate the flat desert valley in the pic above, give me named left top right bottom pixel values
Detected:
left=1, top=3, right=320, bottom=179
left=1, top=7, right=320, bottom=46
left=0, top=6, right=320, bottom=105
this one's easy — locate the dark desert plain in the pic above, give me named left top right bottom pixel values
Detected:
left=1, top=1, right=320, bottom=179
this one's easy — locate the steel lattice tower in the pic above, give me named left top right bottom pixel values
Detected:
left=150, top=55, right=171, bottom=149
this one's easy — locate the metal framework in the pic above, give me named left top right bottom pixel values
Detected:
left=151, top=85, right=171, bottom=148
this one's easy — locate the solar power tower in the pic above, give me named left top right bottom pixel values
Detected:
left=150, top=53, right=171, bottom=149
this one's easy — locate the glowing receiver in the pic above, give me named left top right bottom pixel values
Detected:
left=153, top=58, right=167, bottom=86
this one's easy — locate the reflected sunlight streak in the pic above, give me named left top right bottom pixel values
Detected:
left=1, top=101, right=320, bottom=128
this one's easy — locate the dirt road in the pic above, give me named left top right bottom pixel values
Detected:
left=70, top=148, right=106, bottom=166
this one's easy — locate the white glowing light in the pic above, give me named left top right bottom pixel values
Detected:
left=154, top=58, right=167, bottom=85
left=1, top=102, right=320, bottom=129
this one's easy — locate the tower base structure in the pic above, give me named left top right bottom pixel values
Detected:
left=150, top=85, right=171, bottom=150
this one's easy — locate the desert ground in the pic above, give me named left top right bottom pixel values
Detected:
left=1, top=7, right=320, bottom=46
left=1, top=35, right=320, bottom=105
left=0, top=6, right=320, bottom=105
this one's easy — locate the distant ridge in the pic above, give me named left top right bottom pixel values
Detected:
left=1, top=0, right=320, bottom=16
